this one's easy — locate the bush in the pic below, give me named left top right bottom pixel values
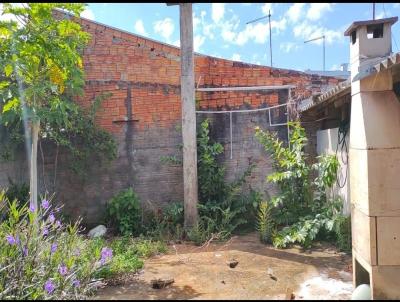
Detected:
left=105, top=188, right=142, bottom=236
left=256, top=201, right=275, bottom=244
left=94, top=236, right=166, bottom=279
left=0, top=191, right=110, bottom=300
left=4, top=179, right=29, bottom=206
left=334, top=215, right=352, bottom=253
left=159, top=118, right=260, bottom=245
left=255, top=122, right=342, bottom=248
left=190, top=119, right=256, bottom=244
left=144, top=202, right=184, bottom=241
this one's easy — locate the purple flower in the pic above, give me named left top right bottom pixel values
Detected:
left=55, top=220, right=61, bottom=228
left=44, top=279, right=55, bottom=294
left=6, top=234, right=16, bottom=245
left=72, top=279, right=80, bottom=288
left=58, top=264, right=68, bottom=276
left=41, top=199, right=50, bottom=210
left=100, top=247, right=113, bottom=265
left=49, top=213, right=55, bottom=224
left=29, top=203, right=35, bottom=213
left=23, top=246, right=28, bottom=257
left=51, top=243, right=58, bottom=254
left=43, top=227, right=49, bottom=237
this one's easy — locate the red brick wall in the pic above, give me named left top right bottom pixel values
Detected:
left=68, top=14, right=342, bottom=134
left=16, top=11, right=343, bottom=225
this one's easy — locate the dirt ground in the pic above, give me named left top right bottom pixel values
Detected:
left=94, top=233, right=353, bottom=300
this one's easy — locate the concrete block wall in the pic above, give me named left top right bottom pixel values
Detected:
left=0, top=13, right=342, bottom=226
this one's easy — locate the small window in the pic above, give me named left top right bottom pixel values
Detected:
left=351, top=31, right=356, bottom=44
left=367, top=23, right=384, bottom=39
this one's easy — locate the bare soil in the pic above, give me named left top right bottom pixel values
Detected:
left=93, top=233, right=353, bottom=300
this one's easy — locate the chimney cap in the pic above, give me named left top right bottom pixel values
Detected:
left=344, top=16, right=398, bottom=36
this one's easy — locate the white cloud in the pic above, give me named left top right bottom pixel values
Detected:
left=172, top=39, right=180, bottom=47
left=286, top=3, right=305, bottom=23
left=193, top=11, right=201, bottom=32
left=220, top=14, right=240, bottom=43
left=193, top=10, right=216, bottom=40
left=154, top=18, right=175, bottom=41
left=330, top=64, right=339, bottom=71
left=81, top=8, right=95, bottom=20
left=212, top=3, right=225, bottom=23
left=236, top=22, right=269, bottom=45
left=306, top=3, right=333, bottom=21
left=134, top=19, right=147, bottom=36
left=271, top=17, right=287, bottom=33
left=261, top=3, right=273, bottom=15
left=375, top=11, right=385, bottom=19
left=280, top=42, right=300, bottom=53
left=194, top=35, right=205, bottom=52
left=293, top=20, right=342, bottom=45
left=231, top=53, right=241, bottom=61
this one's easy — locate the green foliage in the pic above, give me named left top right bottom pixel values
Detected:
left=160, top=155, right=182, bottom=166
left=0, top=180, right=30, bottom=222
left=105, top=188, right=142, bottom=236
left=197, top=119, right=227, bottom=203
left=256, top=201, right=275, bottom=244
left=159, top=118, right=259, bottom=245
left=44, top=92, right=118, bottom=177
left=186, top=219, right=215, bottom=246
left=4, top=179, right=29, bottom=205
left=0, top=192, right=105, bottom=300
left=334, top=214, right=352, bottom=253
left=255, top=122, right=343, bottom=248
left=255, top=122, right=312, bottom=225
left=191, top=119, right=256, bottom=243
left=0, top=3, right=89, bottom=117
left=144, top=202, right=185, bottom=242
left=93, top=236, right=166, bottom=279
left=0, top=3, right=117, bottom=181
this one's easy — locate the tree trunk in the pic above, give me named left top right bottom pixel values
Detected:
left=29, top=119, right=40, bottom=211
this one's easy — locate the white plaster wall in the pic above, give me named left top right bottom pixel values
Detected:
left=317, top=127, right=350, bottom=216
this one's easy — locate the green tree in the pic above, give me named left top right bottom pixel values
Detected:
left=0, top=3, right=91, bottom=210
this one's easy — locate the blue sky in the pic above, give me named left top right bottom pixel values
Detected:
left=82, top=3, right=400, bottom=72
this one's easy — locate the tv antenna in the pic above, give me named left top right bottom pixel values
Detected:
left=304, top=35, right=326, bottom=73
left=246, top=9, right=273, bottom=68
left=373, top=3, right=375, bottom=20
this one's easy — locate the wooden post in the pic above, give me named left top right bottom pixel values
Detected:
left=179, top=3, right=198, bottom=228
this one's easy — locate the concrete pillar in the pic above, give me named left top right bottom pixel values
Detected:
left=346, top=16, right=400, bottom=299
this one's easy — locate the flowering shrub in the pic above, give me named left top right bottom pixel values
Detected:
left=0, top=191, right=112, bottom=300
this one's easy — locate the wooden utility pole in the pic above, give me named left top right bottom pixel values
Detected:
left=177, top=3, right=198, bottom=228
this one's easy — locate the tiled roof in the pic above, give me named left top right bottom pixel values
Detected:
left=299, top=51, right=400, bottom=112
left=297, top=79, right=350, bottom=112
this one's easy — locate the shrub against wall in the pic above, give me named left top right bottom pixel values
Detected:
left=255, top=122, right=348, bottom=249
left=105, top=188, right=142, bottom=236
